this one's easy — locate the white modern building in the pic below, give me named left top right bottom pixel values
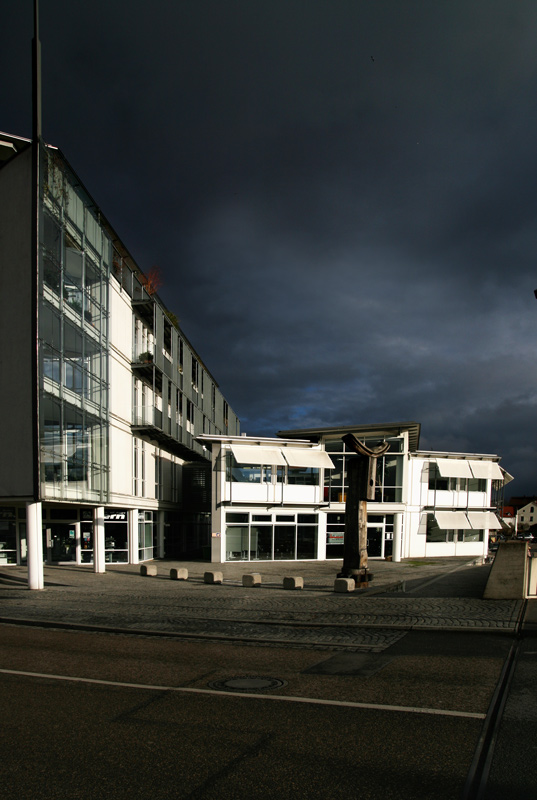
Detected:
left=0, top=132, right=239, bottom=576
left=199, top=422, right=509, bottom=563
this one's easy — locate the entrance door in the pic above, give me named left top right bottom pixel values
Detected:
left=80, top=521, right=93, bottom=563
left=366, top=525, right=383, bottom=558
left=49, top=523, right=77, bottom=562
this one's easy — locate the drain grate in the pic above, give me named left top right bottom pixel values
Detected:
left=208, top=676, right=287, bottom=693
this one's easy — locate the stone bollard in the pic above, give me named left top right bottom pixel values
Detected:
left=242, top=573, right=262, bottom=587
left=140, top=564, right=157, bottom=577
left=283, top=576, right=303, bottom=590
left=334, top=577, right=355, bottom=593
left=204, top=571, right=223, bottom=585
left=170, top=568, right=188, bottom=581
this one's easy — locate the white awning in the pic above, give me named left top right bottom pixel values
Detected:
left=467, top=511, right=502, bottom=530
left=435, top=459, right=473, bottom=478
left=229, top=445, right=286, bottom=466
left=433, top=511, right=472, bottom=529
left=282, top=448, right=335, bottom=469
left=468, top=461, right=504, bottom=481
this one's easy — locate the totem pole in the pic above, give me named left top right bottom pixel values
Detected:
left=338, top=433, right=390, bottom=583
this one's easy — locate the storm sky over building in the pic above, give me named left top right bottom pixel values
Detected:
left=2, top=1, right=537, bottom=494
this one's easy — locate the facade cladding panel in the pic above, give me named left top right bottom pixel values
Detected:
left=0, top=134, right=240, bottom=571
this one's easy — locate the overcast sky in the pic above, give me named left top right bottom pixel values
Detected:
left=2, top=1, right=537, bottom=497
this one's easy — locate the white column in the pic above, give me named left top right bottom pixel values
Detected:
left=393, top=512, right=403, bottom=562
left=128, top=509, right=139, bottom=564
left=93, top=506, right=105, bottom=573
left=26, top=501, right=44, bottom=590
left=156, top=512, right=165, bottom=558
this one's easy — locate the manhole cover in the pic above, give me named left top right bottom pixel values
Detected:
left=208, top=676, right=287, bottom=693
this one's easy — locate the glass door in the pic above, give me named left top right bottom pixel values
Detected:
left=366, top=525, right=384, bottom=558
left=49, top=523, right=77, bottom=562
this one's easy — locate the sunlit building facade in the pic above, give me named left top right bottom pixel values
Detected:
left=200, top=422, right=509, bottom=562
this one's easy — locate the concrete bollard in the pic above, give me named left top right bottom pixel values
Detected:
left=170, top=568, right=188, bottom=581
left=242, top=573, right=262, bottom=587
left=204, top=571, right=223, bottom=585
left=140, top=564, right=157, bottom=577
left=334, top=577, right=355, bottom=593
left=283, top=576, right=303, bottom=590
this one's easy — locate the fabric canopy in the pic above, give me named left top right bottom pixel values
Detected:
left=282, top=448, right=335, bottom=469
left=435, top=459, right=473, bottom=478
left=432, top=510, right=472, bottom=529
left=467, top=511, right=502, bottom=530
left=229, top=445, right=286, bottom=466
left=467, top=461, right=504, bottom=481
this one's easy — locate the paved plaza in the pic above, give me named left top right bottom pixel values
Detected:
left=0, top=556, right=525, bottom=649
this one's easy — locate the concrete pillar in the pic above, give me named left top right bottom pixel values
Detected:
left=393, top=513, right=403, bottom=563
left=26, top=501, right=44, bottom=590
left=93, top=506, right=105, bottom=573
left=128, top=509, right=139, bottom=564
left=156, top=511, right=165, bottom=558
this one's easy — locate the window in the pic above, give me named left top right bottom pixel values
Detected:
left=178, top=339, right=183, bottom=374
left=287, top=467, right=319, bottom=485
left=429, top=464, right=486, bottom=492
left=191, top=358, right=199, bottom=393
left=426, top=514, right=483, bottom=543
left=133, top=439, right=138, bottom=495
left=325, top=442, right=403, bottom=503
left=224, top=511, right=318, bottom=561
left=163, top=319, right=172, bottom=360
left=186, top=399, right=194, bottom=434
left=155, top=455, right=162, bottom=500
left=141, top=440, right=146, bottom=497
left=176, top=391, right=183, bottom=427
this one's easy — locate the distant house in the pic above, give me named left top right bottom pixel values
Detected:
left=517, top=500, right=537, bottom=532
left=198, top=421, right=511, bottom=563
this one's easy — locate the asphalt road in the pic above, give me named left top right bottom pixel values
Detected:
left=1, top=559, right=536, bottom=798
left=0, top=624, right=513, bottom=799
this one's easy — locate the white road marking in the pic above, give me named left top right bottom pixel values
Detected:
left=0, top=667, right=485, bottom=719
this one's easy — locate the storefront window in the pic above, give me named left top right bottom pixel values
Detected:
left=224, top=512, right=319, bottom=561
left=104, top=509, right=129, bottom=562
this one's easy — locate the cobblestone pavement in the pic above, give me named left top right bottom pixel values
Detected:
left=0, top=556, right=523, bottom=651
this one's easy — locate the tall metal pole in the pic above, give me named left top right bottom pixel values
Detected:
left=31, top=0, right=42, bottom=501
left=28, top=0, right=44, bottom=589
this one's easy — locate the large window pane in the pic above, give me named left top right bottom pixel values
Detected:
left=226, top=526, right=249, bottom=560
left=297, top=525, right=317, bottom=559
left=274, top=525, right=295, bottom=559
left=251, top=525, right=273, bottom=560
left=287, top=467, right=319, bottom=485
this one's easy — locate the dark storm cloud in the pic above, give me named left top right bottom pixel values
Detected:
left=2, top=1, right=537, bottom=494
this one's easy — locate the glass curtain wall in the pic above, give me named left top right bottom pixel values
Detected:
left=39, top=148, right=110, bottom=503
left=324, top=437, right=404, bottom=503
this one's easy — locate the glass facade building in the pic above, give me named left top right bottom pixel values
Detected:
left=40, top=147, right=110, bottom=504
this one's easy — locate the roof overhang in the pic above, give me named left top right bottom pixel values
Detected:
left=278, top=422, right=421, bottom=452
